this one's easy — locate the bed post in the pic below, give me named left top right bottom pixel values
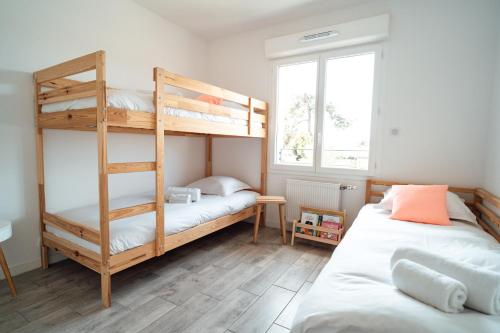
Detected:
left=154, top=68, right=165, bottom=256
left=205, top=135, right=212, bottom=177
left=34, top=74, right=49, bottom=269
left=96, top=51, right=111, bottom=308
left=260, top=101, right=269, bottom=225
left=365, top=179, right=373, bottom=204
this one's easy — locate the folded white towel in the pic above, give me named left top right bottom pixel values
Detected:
left=166, top=187, right=201, bottom=202
left=392, top=259, right=467, bottom=313
left=391, top=247, right=500, bottom=315
left=167, top=193, right=191, bottom=204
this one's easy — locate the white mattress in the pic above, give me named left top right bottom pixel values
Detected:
left=291, top=205, right=500, bottom=333
left=46, top=190, right=258, bottom=255
left=41, top=88, right=252, bottom=127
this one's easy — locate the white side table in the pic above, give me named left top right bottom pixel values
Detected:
left=0, top=220, right=16, bottom=297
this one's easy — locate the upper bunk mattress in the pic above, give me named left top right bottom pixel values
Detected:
left=291, top=204, right=500, bottom=333
left=41, top=88, right=251, bottom=126
left=46, top=190, right=258, bottom=255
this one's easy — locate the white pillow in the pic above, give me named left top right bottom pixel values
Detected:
left=446, top=192, right=477, bottom=225
left=187, top=176, right=251, bottom=196
left=375, top=187, right=477, bottom=225
left=375, top=189, right=395, bottom=210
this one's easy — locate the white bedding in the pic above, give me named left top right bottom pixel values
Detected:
left=46, top=190, right=258, bottom=255
left=41, top=88, right=252, bottom=127
left=291, top=205, right=500, bottom=333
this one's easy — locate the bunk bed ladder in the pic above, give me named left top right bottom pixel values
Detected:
left=102, top=96, right=165, bottom=258
left=97, top=55, right=166, bottom=307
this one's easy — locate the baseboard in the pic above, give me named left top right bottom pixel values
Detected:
left=0, top=258, right=40, bottom=279
left=0, top=251, right=67, bottom=280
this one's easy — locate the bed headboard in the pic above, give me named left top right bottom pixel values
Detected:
left=365, top=179, right=500, bottom=242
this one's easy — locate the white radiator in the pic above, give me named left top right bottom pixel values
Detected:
left=286, top=179, right=341, bottom=220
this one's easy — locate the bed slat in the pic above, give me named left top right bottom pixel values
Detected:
left=163, top=206, right=256, bottom=252
left=158, top=68, right=249, bottom=106
left=108, top=202, right=156, bottom=221
left=107, top=108, right=155, bottom=129
left=43, top=212, right=100, bottom=245
left=40, top=78, right=83, bottom=89
left=475, top=202, right=500, bottom=227
left=109, top=242, right=156, bottom=274
left=35, top=51, right=99, bottom=84
left=477, top=217, right=500, bottom=242
left=38, top=81, right=97, bottom=105
left=475, top=188, right=500, bottom=208
left=38, top=108, right=97, bottom=130
left=43, top=232, right=101, bottom=272
left=163, top=114, right=264, bottom=137
left=163, top=94, right=266, bottom=123
left=107, top=162, right=156, bottom=174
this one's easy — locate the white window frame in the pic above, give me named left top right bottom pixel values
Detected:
left=269, top=44, right=383, bottom=177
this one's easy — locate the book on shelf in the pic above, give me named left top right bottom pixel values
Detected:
left=319, top=214, right=342, bottom=241
left=298, top=211, right=320, bottom=236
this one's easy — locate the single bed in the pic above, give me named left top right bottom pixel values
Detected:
left=291, top=181, right=500, bottom=333
left=46, top=190, right=258, bottom=255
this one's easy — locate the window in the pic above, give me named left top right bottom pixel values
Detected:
left=275, top=60, right=317, bottom=167
left=272, top=46, right=380, bottom=175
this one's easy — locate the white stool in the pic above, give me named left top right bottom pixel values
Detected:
left=0, top=220, right=16, bottom=297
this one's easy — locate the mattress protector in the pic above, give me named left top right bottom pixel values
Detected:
left=46, top=190, right=258, bottom=255
left=291, top=204, right=500, bottom=333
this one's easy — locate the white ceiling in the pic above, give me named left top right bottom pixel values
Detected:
left=135, top=0, right=370, bottom=40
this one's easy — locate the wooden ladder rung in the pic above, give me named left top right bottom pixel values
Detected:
left=109, top=202, right=156, bottom=221
left=107, top=162, right=156, bottom=174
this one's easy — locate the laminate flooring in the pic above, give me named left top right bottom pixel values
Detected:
left=0, top=223, right=332, bottom=333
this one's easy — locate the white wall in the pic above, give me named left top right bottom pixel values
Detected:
left=0, top=0, right=208, bottom=276
left=208, top=0, right=500, bottom=227
left=483, top=21, right=500, bottom=197
left=1, top=0, right=499, bottom=278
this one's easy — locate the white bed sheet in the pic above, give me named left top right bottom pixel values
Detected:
left=41, top=88, right=252, bottom=127
left=291, top=205, right=500, bottom=333
left=46, top=190, right=258, bottom=255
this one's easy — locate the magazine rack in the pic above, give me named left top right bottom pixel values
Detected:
left=291, top=206, right=346, bottom=246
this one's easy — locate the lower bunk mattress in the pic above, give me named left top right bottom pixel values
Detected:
left=291, top=204, right=500, bottom=333
left=46, top=190, right=258, bottom=255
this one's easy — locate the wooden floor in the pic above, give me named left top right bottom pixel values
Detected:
left=0, top=223, right=332, bottom=333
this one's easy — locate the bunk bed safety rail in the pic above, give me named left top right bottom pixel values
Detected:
left=154, top=67, right=268, bottom=138
left=34, top=51, right=104, bottom=131
left=34, top=52, right=99, bottom=86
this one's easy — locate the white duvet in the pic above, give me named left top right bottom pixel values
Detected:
left=291, top=205, right=500, bottom=333
left=41, top=88, right=253, bottom=127
left=46, top=190, right=258, bottom=255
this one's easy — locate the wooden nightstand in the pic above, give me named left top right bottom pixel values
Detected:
left=291, top=206, right=345, bottom=246
left=253, top=196, right=287, bottom=245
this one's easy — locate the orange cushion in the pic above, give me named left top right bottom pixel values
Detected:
left=197, top=94, right=222, bottom=105
left=390, top=185, right=450, bottom=226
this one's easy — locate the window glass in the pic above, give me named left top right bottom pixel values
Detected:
left=321, top=52, right=375, bottom=170
left=275, top=61, right=318, bottom=166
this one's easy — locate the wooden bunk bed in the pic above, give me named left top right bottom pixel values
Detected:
left=33, top=51, right=269, bottom=307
